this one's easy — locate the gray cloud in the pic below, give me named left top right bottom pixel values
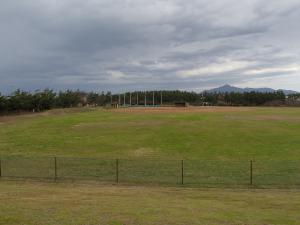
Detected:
left=0, top=0, right=300, bottom=94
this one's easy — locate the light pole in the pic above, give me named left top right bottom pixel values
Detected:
left=124, top=93, right=126, bottom=106
left=153, top=91, right=155, bottom=106
left=144, top=91, right=147, bottom=107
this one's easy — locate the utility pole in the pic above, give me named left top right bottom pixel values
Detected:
left=144, top=91, right=147, bottom=107
left=118, top=94, right=121, bottom=106
left=129, top=92, right=132, bottom=106
left=153, top=91, right=155, bottom=106
left=124, top=93, right=126, bottom=106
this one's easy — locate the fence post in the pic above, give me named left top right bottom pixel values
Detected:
left=250, top=160, right=253, bottom=186
left=54, top=157, right=57, bottom=182
left=0, top=157, right=2, bottom=178
left=181, top=160, right=184, bottom=185
left=116, top=159, right=119, bottom=184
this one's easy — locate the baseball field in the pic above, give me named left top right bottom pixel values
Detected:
left=1, top=106, right=300, bottom=225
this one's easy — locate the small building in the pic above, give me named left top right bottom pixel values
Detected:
left=105, top=102, right=119, bottom=109
left=174, top=102, right=189, bottom=107
left=202, top=102, right=212, bottom=106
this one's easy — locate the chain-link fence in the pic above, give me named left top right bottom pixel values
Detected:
left=0, top=155, right=299, bottom=187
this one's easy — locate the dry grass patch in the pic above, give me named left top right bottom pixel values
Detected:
left=0, top=181, right=300, bottom=225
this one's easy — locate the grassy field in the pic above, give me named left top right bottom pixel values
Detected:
left=1, top=106, right=300, bottom=159
left=0, top=181, right=300, bottom=225
left=1, top=107, right=300, bottom=224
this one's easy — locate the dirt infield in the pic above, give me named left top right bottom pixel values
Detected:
left=109, top=106, right=254, bottom=113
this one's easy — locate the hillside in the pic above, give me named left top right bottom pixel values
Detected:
left=205, top=84, right=298, bottom=95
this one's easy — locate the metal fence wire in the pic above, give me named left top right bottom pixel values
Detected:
left=0, top=156, right=299, bottom=187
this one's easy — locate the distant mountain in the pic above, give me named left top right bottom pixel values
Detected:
left=277, top=89, right=298, bottom=95
left=205, top=84, right=298, bottom=95
left=206, top=85, right=244, bottom=93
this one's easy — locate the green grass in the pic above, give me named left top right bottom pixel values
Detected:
left=1, top=107, right=300, bottom=224
left=1, top=107, right=300, bottom=187
left=0, top=181, right=300, bottom=225
left=1, top=107, right=300, bottom=159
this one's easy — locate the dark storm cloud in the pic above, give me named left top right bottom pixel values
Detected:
left=0, top=0, right=300, bottom=94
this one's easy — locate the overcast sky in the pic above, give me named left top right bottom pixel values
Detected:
left=1, top=0, right=300, bottom=93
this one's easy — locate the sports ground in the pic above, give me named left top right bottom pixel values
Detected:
left=1, top=106, right=300, bottom=225
left=1, top=106, right=300, bottom=159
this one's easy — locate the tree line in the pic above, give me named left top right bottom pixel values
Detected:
left=0, top=89, right=297, bottom=114
left=0, top=89, right=85, bottom=114
left=202, top=91, right=287, bottom=106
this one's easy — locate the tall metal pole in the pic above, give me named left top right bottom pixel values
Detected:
left=144, top=91, right=147, bottom=107
left=153, top=91, right=155, bottom=106
left=160, top=91, right=163, bottom=105
left=118, top=94, right=121, bottom=106
left=129, top=92, right=132, bottom=106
